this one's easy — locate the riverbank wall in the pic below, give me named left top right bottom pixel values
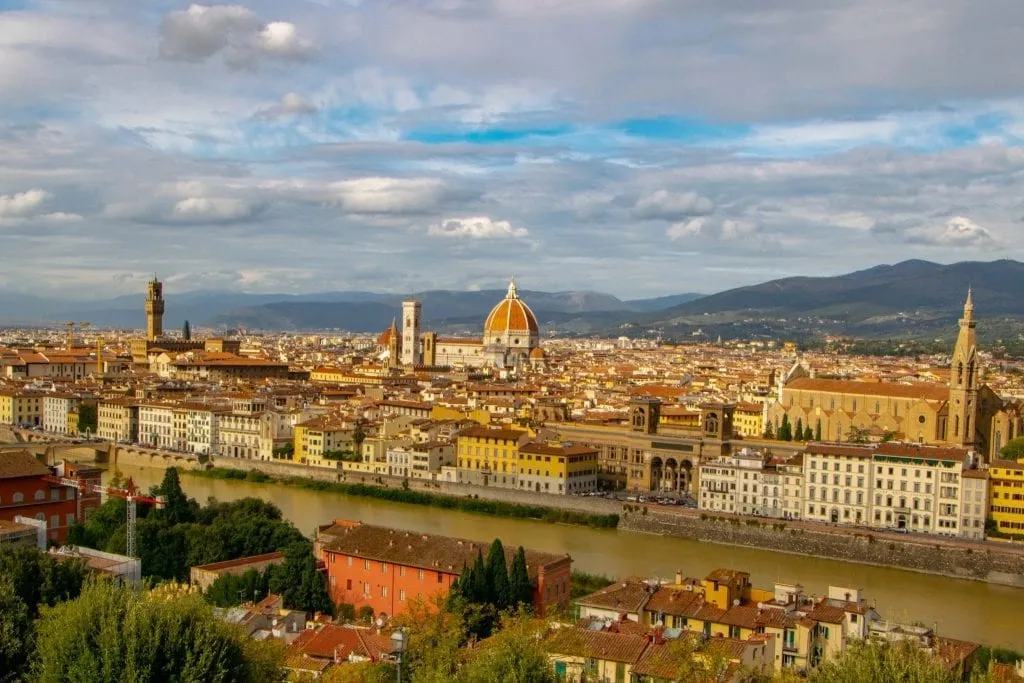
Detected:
left=100, top=450, right=1024, bottom=587
left=620, top=510, right=1024, bottom=587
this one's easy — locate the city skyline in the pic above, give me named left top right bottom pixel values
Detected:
left=2, top=1, right=1024, bottom=297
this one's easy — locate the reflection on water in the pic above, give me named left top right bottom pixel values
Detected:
left=113, top=463, right=1024, bottom=650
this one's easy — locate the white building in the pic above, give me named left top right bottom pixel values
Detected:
left=803, top=444, right=873, bottom=526
left=959, top=468, right=988, bottom=540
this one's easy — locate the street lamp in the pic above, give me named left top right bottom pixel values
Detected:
left=390, top=628, right=408, bottom=683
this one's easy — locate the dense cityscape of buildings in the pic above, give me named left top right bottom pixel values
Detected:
left=1, top=278, right=1024, bottom=680
left=2, top=279, right=1023, bottom=541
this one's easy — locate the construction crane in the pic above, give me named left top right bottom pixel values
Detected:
left=42, top=474, right=164, bottom=558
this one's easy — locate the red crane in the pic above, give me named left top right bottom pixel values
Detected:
left=43, top=474, right=164, bottom=558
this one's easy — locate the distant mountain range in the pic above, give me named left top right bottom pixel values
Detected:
left=2, top=259, right=1023, bottom=341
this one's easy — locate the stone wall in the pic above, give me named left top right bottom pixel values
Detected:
left=620, top=509, right=1024, bottom=587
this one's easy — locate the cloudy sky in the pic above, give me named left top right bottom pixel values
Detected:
left=2, top=0, right=1024, bottom=299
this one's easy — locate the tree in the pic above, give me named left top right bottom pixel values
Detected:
left=763, top=421, right=775, bottom=439
left=846, top=425, right=870, bottom=444
left=33, top=580, right=283, bottom=683
left=470, top=550, right=488, bottom=604
left=205, top=568, right=271, bottom=607
left=808, top=638, right=959, bottom=682
left=76, top=403, right=97, bottom=435
left=815, top=419, right=822, bottom=441
left=268, top=541, right=333, bottom=616
left=795, top=418, right=804, bottom=442
left=460, top=612, right=556, bottom=683
left=507, top=547, right=532, bottom=609
left=0, top=582, right=32, bottom=683
left=778, top=414, right=793, bottom=441
left=485, top=539, right=510, bottom=609
left=182, top=320, right=191, bottom=340
left=1000, top=437, right=1024, bottom=461
left=393, top=594, right=466, bottom=681
left=154, top=467, right=195, bottom=525
left=0, top=546, right=88, bottom=618
left=352, top=424, right=367, bottom=457
left=804, top=424, right=814, bottom=441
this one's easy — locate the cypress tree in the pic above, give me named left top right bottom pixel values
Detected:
left=485, top=539, right=510, bottom=609
left=508, top=547, right=532, bottom=608
left=779, top=414, right=792, bottom=441
left=815, top=419, right=822, bottom=441
left=795, top=418, right=804, bottom=442
left=182, top=320, right=191, bottom=340
left=804, top=425, right=814, bottom=441
left=763, top=421, right=774, bottom=439
left=470, top=550, right=488, bottom=604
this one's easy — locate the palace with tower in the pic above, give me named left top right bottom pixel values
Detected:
left=129, top=276, right=240, bottom=366
left=378, top=278, right=545, bottom=372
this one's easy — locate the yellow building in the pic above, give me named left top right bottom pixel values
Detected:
left=455, top=425, right=527, bottom=487
left=0, top=390, right=43, bottom=427
left=989, top=458, right=1024, bottom=537
left=293, top=415, right=357, bottom=467
left=67, top=410, right=79, bottom=435
left=430, top=404, right=492, bottom=425
left=97, top=399, right=138, bottom=442
left=734, top=402, right=765, bottom=438
left=516, top=442, right=599, bottom=495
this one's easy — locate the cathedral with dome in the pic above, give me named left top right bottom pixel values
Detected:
left=378, top=279, right=544, bottom=371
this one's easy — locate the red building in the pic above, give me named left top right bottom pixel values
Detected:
left=0, top=450, right=80, bottom=542
left=315, top=520, right=572, bottom=620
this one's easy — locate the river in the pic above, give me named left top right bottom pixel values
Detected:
left=110, top=462, right=1024, bottom=650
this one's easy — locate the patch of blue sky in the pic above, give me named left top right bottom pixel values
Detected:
left=404, top=124, right=574, bottom=145
left=0, top=0, right=34, bottom=10
left=611, top=116, right=752, bottom=144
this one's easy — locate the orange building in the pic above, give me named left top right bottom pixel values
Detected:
left=0, top=450, right=80, bottom=542
left=315, top=520, right=572, bottom=620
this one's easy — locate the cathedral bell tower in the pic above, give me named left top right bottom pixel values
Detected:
left=145, top=276, right=164, bottom=341
left=949, top=289, right=979, bottom=448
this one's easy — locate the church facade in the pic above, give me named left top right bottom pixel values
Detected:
left=379, top=279, right=544, bottom=371
left=767, top=292, right=1018, bottom=460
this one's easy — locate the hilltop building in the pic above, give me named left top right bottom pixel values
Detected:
left=379, top=278, right=543, bottom=371
left=767, top=291, right=1014, bottom=460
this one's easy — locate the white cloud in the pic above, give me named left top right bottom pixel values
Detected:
left=667, top=217, right=759, bottom=242
left=172, top=197, right=256, bottom=223
left=329, top=178, right=446, bottom=215
left=254, top=92, right=318, bottom=119
left=428, top=216, right=529, bottom=239
left=907, top=216, right=996, bottom=246
left=158, top=4, right=313, bottom=67
left=0, top=189, right=49, bottom=218
left=633, top=190, right=713, bottom=221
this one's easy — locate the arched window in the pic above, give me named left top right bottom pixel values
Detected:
left=34, top=490, right=44, bottom=501
left=967, top=360, right=975, bottom=387
left=954, top=415, right=959, bottom=437
left=12, top=492, right=23, bottom=503
left=957, top=362, right=964, bottom=385
left=35, top=512, right=45, bottom=522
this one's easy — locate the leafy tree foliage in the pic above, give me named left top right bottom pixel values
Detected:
left=846, top=425, right=871, bottom=444
left=763, top=421, right=774, bottom=439
left=33, top=580, right=283, bottom=683
left=268, top=541, right=334, bottom=617
left=807, top=638, right=960, bottom=682
left=0, top=546, right=88, bottom=617
left=999, top=437, right=1024, bottom=460
left=154, top=467, right=196, bottom=525
left=205, top=568, right=272, bottom=608
left=0, top=582, right=33, bottom=683
left=460, top=612, right=556, bottom=683
left=76, top=403, right=97, bottom=435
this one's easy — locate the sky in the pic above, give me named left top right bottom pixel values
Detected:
left=2, top=0, right=1024, bottom=300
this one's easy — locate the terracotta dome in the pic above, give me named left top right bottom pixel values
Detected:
left=529, top=347, right=545, bottom=360
left=378, top=320, right=397, bottom=345
left=484, top=280, right=539, bottom=336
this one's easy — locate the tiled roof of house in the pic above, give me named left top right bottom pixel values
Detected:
left=0, top=450, right=49, bottom=479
